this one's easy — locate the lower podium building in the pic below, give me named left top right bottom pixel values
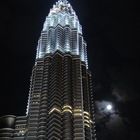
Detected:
left=0, top=0, right=96, bottom=139
left=0, top=115, right=16, bottom=140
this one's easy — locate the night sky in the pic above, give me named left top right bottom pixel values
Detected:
left=0, top=0, right=139, bottom=139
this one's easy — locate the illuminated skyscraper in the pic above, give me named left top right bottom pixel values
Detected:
left=0, top=0, right=96, bottom=140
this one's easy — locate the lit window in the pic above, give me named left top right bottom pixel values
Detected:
left=19, top=130, right=25, bottom=136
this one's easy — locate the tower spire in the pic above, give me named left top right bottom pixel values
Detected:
left=58, top=0, right=68, bottom=3
left=61, top=0, right=68, bottom=2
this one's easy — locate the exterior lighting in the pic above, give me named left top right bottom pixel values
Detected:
left=62, top=105, right=72, bottom=110
left=90, top=120, right=93, bottom=124
left=73, top=113, right=82, bottom=116
left=84, top=115, right=90, bottom=120
left=84, top=123, right=90, bottom=128
left=49, top=107, right=61, bottom=114
left=62, top=109, right=72, bottom=114
left=84, top=119, right=90, bottom=124
left=19, top=130, right=25, bottom=136
left=74, top=109, right=82, bottom=112
left=83, top=111, right=90, bottom=116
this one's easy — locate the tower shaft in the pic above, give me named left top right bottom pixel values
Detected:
left=26, top=52, right=95, bottom=140
left=12, top=0, right=96, bottom=139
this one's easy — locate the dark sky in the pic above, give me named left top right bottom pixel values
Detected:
left=0, top=0, right=139, bottom=139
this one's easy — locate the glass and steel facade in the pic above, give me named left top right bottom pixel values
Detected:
left=0, top=0, right=96, bottom=139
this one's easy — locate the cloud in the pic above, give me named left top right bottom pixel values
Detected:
left=112, top=88, right=128, bottom=102
left=95, top=100, right=127, bottom=139
left=95, top=101, right=116, bottom=123
left=111, top=87, right=140, bottom=102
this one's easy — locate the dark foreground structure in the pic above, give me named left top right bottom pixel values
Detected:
left=0, top=115, right=16, bottom=139
left=0, top=0, right=96, bottom=139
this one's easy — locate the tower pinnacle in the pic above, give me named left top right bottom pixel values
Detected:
left=60, top=0, right=68, bottom=3
left=36, top=0, right=88, bottom=67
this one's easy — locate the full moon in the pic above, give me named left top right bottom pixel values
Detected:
left=106, top=104, right=112, bottom=110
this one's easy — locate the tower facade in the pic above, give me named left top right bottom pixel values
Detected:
left=25, top=0, right=96, bottom=139
left=0, top=0, right=96, bottom=140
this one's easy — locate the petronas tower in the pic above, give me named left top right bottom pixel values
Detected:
left=0, top=0, right=96, bottom=140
